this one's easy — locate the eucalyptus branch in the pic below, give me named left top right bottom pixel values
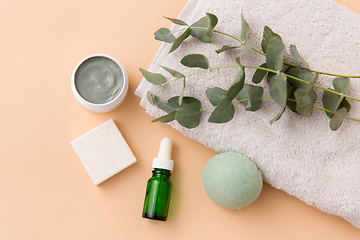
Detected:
left=243, top=65, right=360, bottom=102
left=142, top=12, right=360, bottom=130
left=170, top=25, right=360, bottom=79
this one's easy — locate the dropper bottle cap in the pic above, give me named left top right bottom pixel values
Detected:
left=152, top=137, right=174, bottom=171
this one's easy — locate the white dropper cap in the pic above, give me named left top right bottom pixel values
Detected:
left=152, top=137, right=174, bottom=171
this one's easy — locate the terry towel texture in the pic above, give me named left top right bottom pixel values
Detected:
left=135, top=0, right=360, bottom=228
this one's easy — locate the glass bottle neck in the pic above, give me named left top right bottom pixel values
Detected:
left=152, top=168, right=171, bottom=178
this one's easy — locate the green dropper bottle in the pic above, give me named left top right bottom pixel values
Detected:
left=142, top=137, right=174, bottom=221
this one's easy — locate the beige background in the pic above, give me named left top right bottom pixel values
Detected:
left=0, top=0, right=359, bottom=239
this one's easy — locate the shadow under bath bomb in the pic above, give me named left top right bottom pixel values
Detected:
left=71, top=119, right=137, bottom=185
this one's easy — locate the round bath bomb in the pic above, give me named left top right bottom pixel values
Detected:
left=202, top=152, right=263, bottom=209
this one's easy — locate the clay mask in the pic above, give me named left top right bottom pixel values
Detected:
left=74, top=57, right=124, bottom=104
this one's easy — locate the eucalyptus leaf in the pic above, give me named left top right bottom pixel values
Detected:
left=270, top=106, right=285, bottom=124
left=305, top=72, right=319, bottom=94
left=152, top=111, right=177, bottom=123
left=206, top=13, right=218, bottom=29
left=285, top=67, right=316, bottom=89
left=190, top=13, right=218, bottom=43
left=208, top=98, right=235, bottom=123
left=333, top=77, right=350, bottom=94
left=269, top=72, right=288, bottom=108
left=167, top=96, right=181, bottom=106
left=235, top=56, right=241, bottom=66
left=161, top=66, right=185, bottom=79
left=324, top=97, right=351, bottom=118
left=206, top=87, right=227, bottom=106
left=290, top=45, right=309, bottom=69
left=227, top=67, right=245, bottom=100
left=241, top=10, right=250, bottom=41
left=175, top=97, right=202, bottom=128
left=154, top=28, right=176, bottom=43
left=164, top=17, right=188, bottom=26
left=236, top=84, right=264, bottom=111
left=154, top=95, right=179, bottom=113
left=252, top=63, right=268, bottom=84
left=266, top=38, right=285, bottom=71
left=294, top=88, right=317, bottom=117
left=199, top=13, right=218, bottom=43
left=329, top=108, right=348, bottom=131
left=261, top=26, right=282, bottom=53
left=287, top=88, right=297, bottom=113
left=215, top=45, right=239, bottom=54
left=147, top=91, right=155, bottom=105
left=190, top=16, right=208, bottom=38
left=323, top=90, right=344, bottom=114
left=179, top=77, right=186, bottom=106
left=238, top=39, right=255, bottom=57
left=169, top=27, right=191, bottom=53
left=181, top=54, right=209, bottom=69
left=139, top=68, right=166, bottom=85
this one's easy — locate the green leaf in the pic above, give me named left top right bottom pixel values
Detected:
left=333, top=77, right=350, bottom=94
left=215, top=45, right=239, bottom=54
left=235, top=56, right=241, bottom=66
left=180, top=54, right=209, bottom=69
left=294, top=88, right=317, bottom=117
left=208, top=98, right=235, bottom=123
left=167, top=96, right=181, bottom=107
left=266, top=38, right=285, bottom=71
left=329, top=108, right=348, bottom=131
left=236, top=84, right=264, bottom=111
left=179, top=77, right=186, bottom=106
left=324, top=95, right=351, bottom=118
left=154, top=28, right=176, bottom=43
left=147, top=91, right=155, bottom=105
left=169, top=27, right=191, bottom=53
left=290, top=45, right=309, bottom=69
left=285, top=67, right=316, bottom=89
left=206, top=13, right=218, bottom=28
left=161, top=66, right=184, bottom=79
left=200, top=13, right=218, bottom=43
left=152, top=111, right=177, bottom=123
left=241, top=10, right=250, bottom=41
left=190, top=13, right=218, bottom=43
left=238, top=39, right=255, bottom=57
left=175, top=97, right=202, bottom=128
left=286, top=88, right=298, bottom=113
left=270, top=107, right=285, bottom=124
left=269, top=72, right=288, bottom=108
left=261, top=26, right=282, bottom=53
left=190, top=16, right=208, bottom=38
left=164, top=17, right=188, bottom=26
left=322, top=77, right=350, bottom=115
left=305, top=72, right=319, bottom=94
left=139, top=68, right=166, bottom=85
left=252, top=63, right=268, bottom=84
left=206, top=87, right=227, bottom=106
left=227, top=67, right=245, bottom=100
left=323, top=90, right=344, bottom=114
left=154, top=95, right=179, bottom=113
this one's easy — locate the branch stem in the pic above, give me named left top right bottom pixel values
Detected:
left=150, top=65, right=239, bottom=93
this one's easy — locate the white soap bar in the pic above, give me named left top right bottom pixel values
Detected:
left=71, top=119, right=137, bottom=185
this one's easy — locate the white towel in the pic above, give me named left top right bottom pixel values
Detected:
left=135, top=0, right=360, bottom=228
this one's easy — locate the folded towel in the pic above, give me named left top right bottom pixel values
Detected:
left=135, top=0, right=360, bottom=228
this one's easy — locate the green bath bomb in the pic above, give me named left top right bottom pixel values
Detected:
left=202, top=152, right=263, bottom=209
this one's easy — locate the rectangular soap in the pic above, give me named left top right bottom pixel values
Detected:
left=71, top=119, right=137, bottom=185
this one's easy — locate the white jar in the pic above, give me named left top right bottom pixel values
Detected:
left=71, top=54, right=129, bottom=113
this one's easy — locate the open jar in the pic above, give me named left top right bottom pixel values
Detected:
left=71, top=54, right=129, bottom=113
